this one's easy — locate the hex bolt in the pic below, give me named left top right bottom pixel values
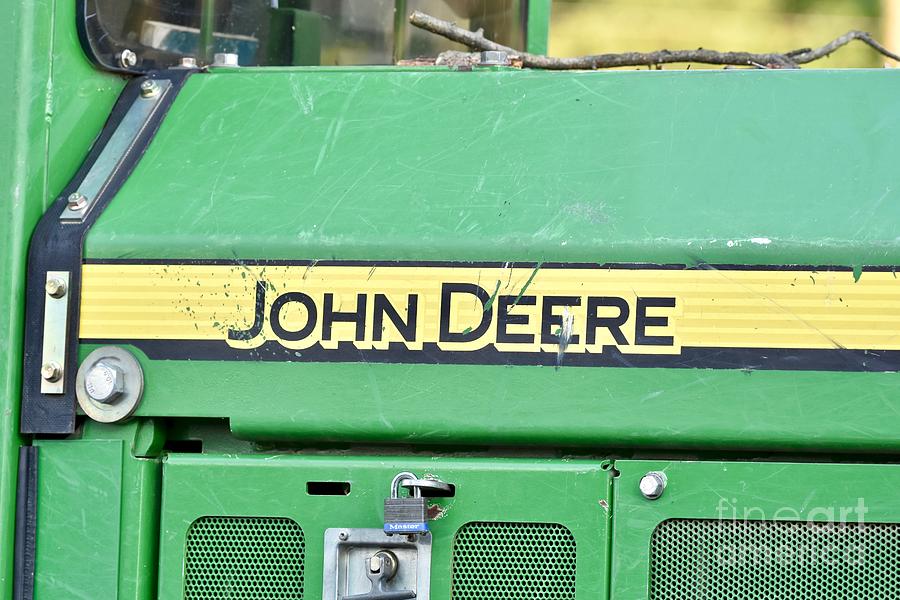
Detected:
left=140, top=79, right=160, bottom=98
left=368, top=555, right=381, bottom=573
left=212, top=53, right=239, bottom=67
left=67, top=192, right=88, bottom=211
left=118, top=49, right=137, bottom=69
left=639, top=471, right=668, bottom=500
left=179, top=57, right=198, bottom=68
left=479, top=50, right=509, bottom=66
left=84, top=361, right=126, bottom=404
left=40, top=362, right=62, bottom=382
left=45, top=277, right=67, bottom=298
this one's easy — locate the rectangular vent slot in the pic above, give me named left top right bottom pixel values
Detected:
left=650, top=518, right=900, bottom=599
left=451, top=521, right=577, bottom=599
left=306, top=481, right=351, bottom=496
left=184, top=516, right=305, bottom=599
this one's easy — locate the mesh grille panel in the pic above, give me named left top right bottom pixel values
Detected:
left=451, top=521, right=577, bottom=599
left=650, top=519, right=900, bottom=599
left=184, top=516, right=305, bottom=599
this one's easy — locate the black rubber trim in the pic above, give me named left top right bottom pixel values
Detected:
left=77, top=0, right=185, bottom=73
left=13, top=446, right=37, bottom=600
left=20, top=70, right=195, bottom=434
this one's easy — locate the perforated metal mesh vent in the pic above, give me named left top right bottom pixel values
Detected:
left=650, top=519, right=900, bottom=599
left=451, top=521, right=577, bottom=599
left=184, top=516, right=305, bottom=599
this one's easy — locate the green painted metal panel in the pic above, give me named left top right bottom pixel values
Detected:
left=74, top=68, right=900, bottom=452
left=158, top=454, right=611, bottom=599
left=0, top=0, right=122, bottom=592
left=610, top=459, right=900, bottom=598
left=33, top=440, right=123, bottom=599
left=87, top=68, right=900, bottom=265
left=33, top=422, right=163, bottom=600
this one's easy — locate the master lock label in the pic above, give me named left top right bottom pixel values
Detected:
left=78, top=260, right=900, bottom=371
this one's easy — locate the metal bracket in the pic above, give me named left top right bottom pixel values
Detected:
left=60, top=79, right=172, bottom=222
left=21, top=71, right=194, bottom=434
left=39, top=271, right=70, bottom=394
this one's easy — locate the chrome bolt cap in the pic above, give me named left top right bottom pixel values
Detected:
left=639, top=471, right=668, bottom=500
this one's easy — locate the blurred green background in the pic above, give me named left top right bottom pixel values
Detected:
left=549, top=0, right=899, bottom=67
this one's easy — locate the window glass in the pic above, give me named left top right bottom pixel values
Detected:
left=81, top=0, right=527, bottom=70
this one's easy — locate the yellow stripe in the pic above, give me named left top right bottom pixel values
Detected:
left=79, top=264, right=900, bottom=354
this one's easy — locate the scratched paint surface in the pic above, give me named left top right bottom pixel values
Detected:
left=87, top=68, right=900, bottom=266
left=76, top=67, right=900, bottom=451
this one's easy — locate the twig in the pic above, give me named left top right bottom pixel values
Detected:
left=409, top=10, right=900, bottom=70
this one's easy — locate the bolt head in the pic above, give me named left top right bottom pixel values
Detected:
left=368, top=555, right=381, bottom=573
left=67, top=192, right=88, bottom=211
left=212, top=53, right=240, bottom=67
left=479, top=50, right=509, bottom=66
left=179, top=56, right=198, bottom=68
left=85, top=361, right=126, bottom=404
left=639, top=471, right=667, bottom=500
left=118, top=49, right=137, bottom=69
left=45, top=278, right=67, bottom=298
left=140, top=80, right=160, bottom=97
left=40, top=362, right=62, bottom=382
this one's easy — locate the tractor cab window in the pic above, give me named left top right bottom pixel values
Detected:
left=80, top=0, right=528, bottom=71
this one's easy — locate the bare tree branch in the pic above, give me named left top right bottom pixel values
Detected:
left=408, top=10, right=900, bottom=70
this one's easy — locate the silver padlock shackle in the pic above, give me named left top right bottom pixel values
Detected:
left=389, top=471, right=421, bottom=499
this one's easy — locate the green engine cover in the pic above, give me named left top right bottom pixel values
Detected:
left=74, top=67, right=900, bottom=453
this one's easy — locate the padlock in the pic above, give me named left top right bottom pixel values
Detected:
left=383, top=471, right=428, bottom=535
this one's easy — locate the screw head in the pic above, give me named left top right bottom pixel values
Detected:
left=140, top=79, right=160, bottom=97
left=479, top=50, right=509, bottom=66
left=118, top=49, right=137, bottom=69
left=45, top=278, right=67, bottom=298
left=66, top=192, right=88, bottom=211
left=639, top=471, right=668, bottom=500
left=85, top=361, right=126, bottom=404
left=40, top=362, right=62, bottom=382
left=338, top=531, right=349, bottom=541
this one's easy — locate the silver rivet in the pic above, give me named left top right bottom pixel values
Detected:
left=338, top=531, right=349, bottom=541
left=140, top=80, right=160, bottom=98
left=45, top=278, right=67, bottom=298
left=67, top=192, right=88, bottom=211
left=40, top=362, right=62, bottom=382
left=639, top=471, right=667, bottom=500
left=479, top=50, right=509, bottom=66
left=85, top=361, right=126, bottom=404
left=118, top=49, right=137, bottom=69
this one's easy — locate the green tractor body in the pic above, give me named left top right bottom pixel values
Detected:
left=3, top=1, right=900, bottom=598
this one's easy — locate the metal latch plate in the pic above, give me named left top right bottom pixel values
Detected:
left=323, top=528, right=431, bottom=600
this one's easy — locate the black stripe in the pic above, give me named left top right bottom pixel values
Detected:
left=13, top=447, right=37, bottom=600
left=81, top=339, right=900, bottom=372
left=79, top=257, right=900, bottom=272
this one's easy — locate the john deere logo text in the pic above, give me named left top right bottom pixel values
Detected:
left=227, top=280, right=677, bottom=355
